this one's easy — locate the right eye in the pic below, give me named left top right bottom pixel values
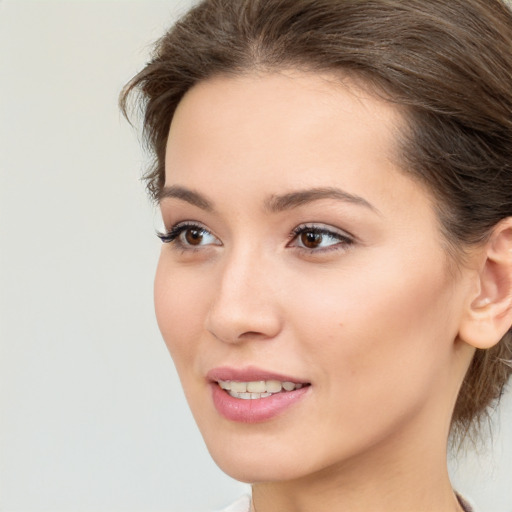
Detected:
left=157, top=223, right=221, bottom=248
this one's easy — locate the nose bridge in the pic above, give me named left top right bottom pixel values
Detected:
left=206, top=242, right=282, bottom=343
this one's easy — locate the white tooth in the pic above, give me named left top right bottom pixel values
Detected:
left=266, top=380, right=282, bottom=393
left=282, top=381, right=295, bottom=391
left=229, top=391, right=274, bottom=399
left=218, top=380, right=231, bottom=390
left=250, top=392, right=273, bottom=399
left=247, top=381, right=266, bottom=393
left=295, top=383, right=303, bottom=389
left=230, top=381, right=247, bottom=393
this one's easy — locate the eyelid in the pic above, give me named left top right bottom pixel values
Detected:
left=290, top=223, right=354, bottom=239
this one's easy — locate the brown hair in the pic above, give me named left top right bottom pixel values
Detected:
left=120, top=0, right=512, bottom=436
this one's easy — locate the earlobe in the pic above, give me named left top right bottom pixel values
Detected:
left=458, top=218, right=512, bottom=350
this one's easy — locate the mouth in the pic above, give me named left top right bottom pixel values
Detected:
left=217, top=379, right=309, bottom=399
left=207, top=368, right=311, bottom=422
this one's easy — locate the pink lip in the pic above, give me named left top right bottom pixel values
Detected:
left=207, top=366, right=307, bottom=383
left=207, top=366, right=311, bottom=423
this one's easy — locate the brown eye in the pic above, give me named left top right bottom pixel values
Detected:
left=290, top=224, right=354, bottom=252
left=300, top=231, right=323, bottom=249
left=184, top=228, right=204, bottom=245
left=157, top=223, right=221, bottom=247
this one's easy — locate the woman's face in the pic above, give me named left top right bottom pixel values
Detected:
left=155, top=72, right=473, bottom=482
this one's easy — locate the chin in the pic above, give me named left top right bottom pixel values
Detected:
left=209, top=450, right=303, bottom=484
left=200, top=424, right=343, bottom=485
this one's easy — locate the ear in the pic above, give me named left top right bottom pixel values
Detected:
left=458, top=218, right=512, bottom=349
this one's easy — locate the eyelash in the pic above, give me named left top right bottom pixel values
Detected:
left=157, top=222, right=216, bottom=248
left=157, top=222, right=354, bottom=253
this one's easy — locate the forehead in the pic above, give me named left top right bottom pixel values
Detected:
left=165, top=70, right=404, bottom=177
left=164, top=71, right=434, bottom=214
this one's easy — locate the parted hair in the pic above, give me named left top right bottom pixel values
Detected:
left=120, top=0, right=512, bottom=437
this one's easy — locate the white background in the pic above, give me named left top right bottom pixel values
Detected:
left=0, top=1, right=510, bottom=511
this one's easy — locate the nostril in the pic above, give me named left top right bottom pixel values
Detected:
left=207, top=328, right=274, bottom=344
left=239, top=330, right=269, bottom=339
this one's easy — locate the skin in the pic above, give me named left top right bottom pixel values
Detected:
left=155, top=71, right=477, bottom=512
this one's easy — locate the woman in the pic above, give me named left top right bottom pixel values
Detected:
left=121, top=1, right=512, bottom=510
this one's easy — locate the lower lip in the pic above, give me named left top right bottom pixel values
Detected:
left=210, top=383, right=310, bottom=423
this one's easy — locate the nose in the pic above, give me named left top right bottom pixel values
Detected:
left=205, top=248, right=283, bottom=344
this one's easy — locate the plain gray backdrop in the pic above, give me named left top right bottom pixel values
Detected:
left=0, top=1, right=510, bottom=511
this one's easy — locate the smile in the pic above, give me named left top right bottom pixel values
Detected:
left=218, top=380, right=306, bottom=399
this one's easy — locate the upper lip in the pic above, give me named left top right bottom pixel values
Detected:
left=207, top=365, right=309, bottom=383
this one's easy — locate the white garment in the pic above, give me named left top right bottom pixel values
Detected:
left=456, top=493, right=476, bottom=512
left=218, top=494, right=251, bottom=512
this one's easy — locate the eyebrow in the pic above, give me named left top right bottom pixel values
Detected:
left=158, top=185, right=214, bottom=211
left=159, top=185, right=378, bottom=215
left=265, top=187, right=379, bottom=214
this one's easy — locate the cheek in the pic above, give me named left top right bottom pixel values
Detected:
left=287, top=248, right=458, bottom=400
left=274, top=251, right=460, bottom=458
left=154, top=254, right=207, bottom=370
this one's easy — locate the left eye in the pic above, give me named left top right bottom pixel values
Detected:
left=179, top=226, right=217, bottom=246
left=289, top=225, right=353, bottom=250
left=157, top=223, right=221, bottom=247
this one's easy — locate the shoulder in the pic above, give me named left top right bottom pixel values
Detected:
left=216, top=494, right=251, bottom=512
